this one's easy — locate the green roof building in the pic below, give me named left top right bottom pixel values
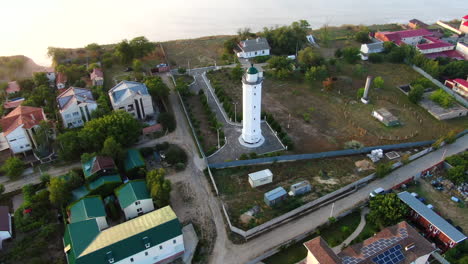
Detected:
left=68, top=196, right=108, bottom=231
left=124, top=149, right=145, bottom=172
left=63, top=206, right=184, bottom=264
left=115, top=180, right=154, bottom=220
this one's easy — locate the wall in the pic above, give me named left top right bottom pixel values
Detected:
left=123, top=199, right=155, bottom=220
left=6, top=125, right=32, bottom=154
left=418, top=45, right=454, bottom=54
left=96, top=216, right=109, bottom=231
left=115, top=234, right=184, bottom=264
left=239, top=49, right=270, bottom=58
left=112, top=94, right=155, bottom=119
left=61, top=102, right=98, bottom=128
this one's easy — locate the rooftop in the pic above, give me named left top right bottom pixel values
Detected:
left=88, top=174, right=121, bottom=191
left=57, top=87, right=96, bottom=111
left=109, top=81, right=150, bottom=105
left=0, top=105, right=46, bottom=135
left=115, top=180, right=151, bottom=209
left=90, top=68, right=103, bottom=80
left=6, top=81, right=20, bottom=94
left=238, top=37, right=271, bottom=52
left=248, top=169, right=273, bottom=181
left=304, top=237, right=340, bottom=264
left=124, top=149, right=145, bottom=171
left=82, top=156, right=116, bottom=178
left=69, top=196, right=106, bottom=223
left=417, top=41, right=454, bottom=50
left=398, top=191, right=466, bottom=243
left=4, top=97, right=25, bottom=109
left=264, top=186, right=287, bottom=201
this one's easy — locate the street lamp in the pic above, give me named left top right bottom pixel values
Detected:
left=232, top=102, right=238, bottom=123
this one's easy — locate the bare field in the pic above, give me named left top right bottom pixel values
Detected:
left=212, top=156, right=373, bottom=229
left=207, top=64, right=467, bottom=154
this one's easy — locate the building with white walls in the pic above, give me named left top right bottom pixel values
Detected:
left=0, top=105, right=47, bottom=154
left=57, top=87, right=97, bottom=128
left=115, top=180, right=154, bottom=220
left=240, top=64, right=264, bottom=147
left=236, top=38, right=271, bottom=59
left=108, top=81, right=154, bottom=120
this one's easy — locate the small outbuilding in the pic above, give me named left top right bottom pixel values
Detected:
left=248, top=169, right=273, bottom=188
left=289, top=181, right=312, bottom=196
left=0, top=206, right=12, bottom=249
left=264, top=187, right=287, bottom=207
left=115, top=180, right=154, bottom=220
left=372, top=108, right=400, bottom=127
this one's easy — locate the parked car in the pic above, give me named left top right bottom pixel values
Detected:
left=370, top=187, right=385, bottom=198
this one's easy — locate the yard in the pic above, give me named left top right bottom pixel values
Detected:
left=212, top=156, right=373, bottom=229
left=207, top=62, right=467, bottom=154
left=162, top=35, right=233, bottom=68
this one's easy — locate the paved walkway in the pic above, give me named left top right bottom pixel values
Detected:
left=332, top=207, right=370, bottom=253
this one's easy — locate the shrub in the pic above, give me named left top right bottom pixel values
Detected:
left=239, top=153, right=249, bottom=160
left=178, top=67, right=187, bottom=74
left=408, top=84, right=425, bottom=104
left=356, top=88, right=365, bottom=99
left=430, top=89, right=454, bottom=108
left=1, top=157, right=25, bottom=180
left=175, top=163, right=186, bottom=171
left=158, top=112, right=176, bottom=132
left=368, top=53, right=384, bottom=63
left=375, top=162, right=393, bottom=178
left=165, top=145, right=187, bottom=165
left=344, top=140, right=364, bottom=149
left=140, top=147, right=154, bottom=157
left=155, top=142, right=170, bottom=151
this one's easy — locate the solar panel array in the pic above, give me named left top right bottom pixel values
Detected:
left=371, top=245, right=405, bottom=264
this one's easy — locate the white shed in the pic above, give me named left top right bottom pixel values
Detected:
left=248, top=169, right=273, bottom=188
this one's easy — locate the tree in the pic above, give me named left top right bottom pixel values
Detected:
left=158, top=112, right=176, bottom=132
left=177, top=67, right=186, bottom=74
left=342, top=47, right=360, bottom=64
left=368, top=193, right=409, bottom=227
left=223, top=37, right=238, bottom=54
left=305, top=65, right=328, bottom=82
left=146, top=169, right=171, bottom=207
left=298, top=47, right=324, bottom=68
left=334, top=48, right=343, bottom=58
left=40, top=174, right=51, bottom=186
left=447, top=166, right=466, bottom=185
left=85, top=43, right=102, bottom=58
left=23, top=85, right=55, bottom=114
left=165, top=145, right=187, bottom=166
left=387, top=47, right=406, bottom=63
left=237, top=27, right=255, bottom=40
left=48, top=177, right=70, bottom=208
left=383, top=42, right=395, bottom=53
left=101, top=136, right=125, bottom=163
left=262, top=20, right=310, bottom=54
left=356, top=88, right=365, bottom=99
left=132, top=59, right=143, bottom=72
left=33, top=72, right=49, bottom=87
left=373, top=76, right=384, bottom=89
left=368, top=53, right=384, bottom=63
left=355, top=31, right=370, bottom=43
left=57, top=131, right=83, bottom=161
left=114, top=39, right=134, bottom=64
left=129, top=36, right=155, bottom=58
left=144, top=76, right=169, bottom=98
left=1, top=157, right=24, bottom=179
left=231, top=64, right=243, bottom=80
left=375, top=162, right=392, bottom=178
left=175, top=79, right=190, bottom=96
left=408, top=84, right=425, bottom=104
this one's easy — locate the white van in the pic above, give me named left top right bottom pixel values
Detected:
left=369, top=187, right=385, bottom=198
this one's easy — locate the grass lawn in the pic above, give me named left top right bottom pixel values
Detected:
left=212, top=156, right=373, bottom=229
left=263, top=210, right=362, bottom=264
left=206, top=63, right=468, bottom=154
left=162, top=35, right=233, bottom=68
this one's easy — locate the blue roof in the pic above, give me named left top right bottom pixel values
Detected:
left=264, top=187, right=287, bottom=201
left=398, top=191, right=467, bottom=243
left=109, top=81, right=149, bottom=105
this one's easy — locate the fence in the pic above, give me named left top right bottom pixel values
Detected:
left=209, top=140, right=435, bottom=169
left=411, top=65, right=468, bottom=107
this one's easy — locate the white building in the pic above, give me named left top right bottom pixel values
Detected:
left=240, top=65, right=264, bottom=146
left=445, top=78, right=468, bottom=98
left=416, top=37, right=455, bottom=54
left=116, top=180, right=155, bottom=220
left=0, top=105, right=47, bottom=154
left=63, top=206, right=184, bottom=264
left=90, top=68, right=104, bottom=86
left=248, top=169, right=273, bottom=188
left=236, top=38, right=271, bottom=59
left=109, top=81, right=154, bottom=120
left=455, top=42, right=468, bottom=60
left=360, top=42, right=384, bottom=60
left=57, top=87, right=97, bottom=128
left=0, top=206, right=12, bottom=249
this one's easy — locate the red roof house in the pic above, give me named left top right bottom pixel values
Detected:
left=375, top=29, right=433, bottom=46
left=3, top=98, right=25, bottom=110
left=5, top=81, right=20, bottom=94
left=445, top=79, right=468, bottom=98
left=56, top=72, right=67, bottom=89
left=90, top=68, right=104, bottom=86
left=0, top=106, right=46, bottom=135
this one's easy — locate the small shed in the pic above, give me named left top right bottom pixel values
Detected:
left=264, top=187, right=287, bottom=207
left=372, top=108, right=400, bottom=127
left=248, top=169, right=273, bottom=188
left=289, top=181, right=312, bottom=196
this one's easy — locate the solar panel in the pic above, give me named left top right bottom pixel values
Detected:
left=371, top=245, right=406, bottom=264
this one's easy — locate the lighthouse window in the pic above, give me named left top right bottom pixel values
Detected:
left=254, top=93, right=256, bottom=96
left=254, top=106, right=256, bottom=108
left=254, top=118, right=256, bottom=120
left=254, top=130, right=256, bottom=132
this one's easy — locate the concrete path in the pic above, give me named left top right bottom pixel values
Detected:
left=332, top=207, right=370, bottom=253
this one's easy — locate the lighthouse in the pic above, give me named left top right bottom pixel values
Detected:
left=240, top=64, right=265, bottom=147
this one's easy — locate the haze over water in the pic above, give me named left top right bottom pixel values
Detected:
left=1, top=0, right=467, bottom=66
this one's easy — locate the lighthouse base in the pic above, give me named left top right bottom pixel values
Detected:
left=238, top=135, right=265, bottom=148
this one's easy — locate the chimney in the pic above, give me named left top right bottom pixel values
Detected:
left=361, top=76, right=373, bottom=104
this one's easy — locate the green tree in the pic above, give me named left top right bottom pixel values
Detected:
left=447, top=166, right=466, bottom=185
left=430, top=89, right=454, bottom=108
left=1, top=157, right=24, bottom=179
left=48, top=177, right=70, bottom=208
left=144, top=76, right=170, bottom=98
left=373, top=76, right=384, bottom=89
left=101, top=136, right=125, bottom=163
left=57, top=131, right=83, bottom=161
left=224, top=37, right=238, bottom=54
left=375, top=162, right=392, bottom=178
left=368, top=193, right=409, bottom=227
left=383, top=42, right=395, bottom=53
left=267, top=56, right=292, bottom=71
left=305, top=65, right=328, bottom=82
left=408, top=84, right=425, bottom=103
left=40, top=174, right=51, bottom=186
left=129, top=36, right=155, bottom=58
left=33, top=72, right=49, bottom=87
left=175, top=79, right=190, bottom=96
left=85, top=43, right=102, bottom=58
left=355, top=31, right=370, bottom=43
left=23, top=85, right=56, bottom=114
left=368, top=53, right=384, bottom=63
left=158, top=112, right=176, bottom=132
left=177, top=67, right=186, bottom=74
left=114, top=39, right=134, bottom=64
left=342, top=47, right=360, bottom=64
left=132, top=59, right=143, bottom=72
left=298, top=47, right=324, bottom=68
left=146, top=169, right=172, bottom=207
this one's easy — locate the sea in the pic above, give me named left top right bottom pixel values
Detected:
left=1, top=0, right=467, bottom=66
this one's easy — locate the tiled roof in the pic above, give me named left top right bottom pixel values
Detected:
left=424, top=50, right=465, bottom=60
left=0, top=105, right=46, bottom=135
left=88, top=174, right=121, bottom=191
left=57, top=87, right=96, bottom=110
left=109, top=81, right=149, bottom=105
left=417, top=41, right=453, bottom=50
left=398, top=191, right=467, bottom=243
left=0, top=206, right=10, bottom=232
left=69, top=196, right=106, bottom=223
left=453, top=79, right=468, bottom=88
left=82, top=156, right=116, bottom=178
left=90, top=68, right=103, bottom=80
left=6, top=81, right=20, bottom=94
left=303, top=237, right=340, bottom=264
left=238, top=38, right=271, bottom=52
left=4, top=98, right=24, bottom=109
left=142, top=123, right=163, bottom=134
left=56, top=72, right=67, bottom=84
left=115, top=180, right=151, bottom=209
left=463, top=15, right=468, bottom=20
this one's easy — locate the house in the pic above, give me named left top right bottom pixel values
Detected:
left=57, top=87, right=97, bottom=128
left=460, top=15, right=468, bottom=34
left=3, top=97, right=25, bottom=110
left=0, top=105, right=47, bottom=154
left=455, top=42, right=468, bottom=60
left=264, top=187, right=287, bottom=207
left=108, top=81, right=155, bottom=120
left=56, top=72, right=67, bottom=89
left=90, top=68, right=104, bottom=86
left=5, top=81, right=20, bottom=94
left=372, top=108, right=400, bottom=127
left=82, top=156, right=121, bottom=195
left=248, top=169, right=273, bottom=188
left=63, top=206, right=184, bottom=264
left=68, top=196, right=108, bottom=231
left=445, top=78, right=468, bottom=98
left=289, top=181, right=312, bottom=196
left=398, top=191, right=467, bottom=250
left=301, top=221, right=436, bottom=264
left=375, top=29, right=433, bottom=46
left=236, top=38, right=271, bottom=59
left=0, top=206, right=12, bottom=249
left=124, top=149, right=145, bottom=173
left=416, top=37, right=455, bottom=55
left=115, top=180, right=154, bottom=220
left=408, top=19, right=428, bottom=29
left=360, top=42, right=384, bottom=60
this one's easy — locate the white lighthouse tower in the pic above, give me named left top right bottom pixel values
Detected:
left=240, top=64, right=265, bottom=147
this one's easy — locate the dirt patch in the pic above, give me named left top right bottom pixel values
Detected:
left=314, top=177, right=339, bottom=185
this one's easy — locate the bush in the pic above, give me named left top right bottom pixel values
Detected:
left=165, top=145, right=187, bottom=165
left=178, top=67, right=187, bottom=74
left=252, top=55, right=271, bottom=63
left=175, top=163, right=186, bottom=171
left=140, top=147, right=154, bottom=157
left=155, top=142, right=170, bottom=151
left=344, top=140, right=364, bottom=149
left=430, top=89, right=454, bottom=108
left=368, top=53, right=384, bottom=63
left=1, top=157, right=25, bottom=180
left=355, top=31, right=370, bottom=43
left=408, top=84, right=425, bottom=104
left=375, top=162, right=393, bottom=178
left=158, top=112, right=176, bottom=132
left=356, top=88, right=365, bottom=99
